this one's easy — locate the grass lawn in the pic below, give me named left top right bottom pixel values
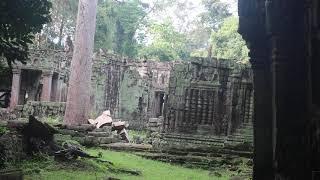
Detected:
left=9, top=148, right=237, bottom=180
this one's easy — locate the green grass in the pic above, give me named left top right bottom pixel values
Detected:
left=43, top=116, right=63, bottom=126
left=127, top=129, right=148, bottom=143
left=5, top=149, right=239, bottom=180
left=89, top=149, right=230, bottom=180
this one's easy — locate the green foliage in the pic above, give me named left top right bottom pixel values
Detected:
left=95, top=0, right=147, bottom=57
left=0, top=126, right=8, bottom=136
left=0, top=0, right=51, bottom=68
left=200, top=0, right=231, bottom=30
left=95, top=0, right=117, bottom=52
left=44, top=116, right=62, bottom=125
left=210, top=16, right=249, bottom=63
left=139, top=21, right=189, bottom=61
left=43, top=0, right=78, bottom=47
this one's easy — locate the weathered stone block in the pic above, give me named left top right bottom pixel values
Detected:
left=88, top=132, right=111, bottom=137
left=7, top=120, right=28, bottom=129
left=149, top=118, right=160, bottom=123
left=94, top=126, right=112, bottom=132
left=98, top=137, right=118, bottom=144
left=58, top=129, right=85, bottom=137
left=83, top=136, right=99, bottom=146
left=71, top=136, right=85, bottom=145
left=65, top=124, right=95, bottom=132
left=148, top=127, right=160, bottom=132
left=0, top=121, right=8, bottom=127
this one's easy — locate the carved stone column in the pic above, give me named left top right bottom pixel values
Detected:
left=238, top=0, right=274, bottom=178
left=266, top=0, right=311, bottom=179
left=250, top=44, right=274, bottom=180
left=225, top=72, right=235, bottom=136
left=9, top=68, right=21, bottom=110
left=41, top=71, right=53, bottom=101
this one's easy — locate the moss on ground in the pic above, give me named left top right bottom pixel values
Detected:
left=1, top=148, right=247, bottom=180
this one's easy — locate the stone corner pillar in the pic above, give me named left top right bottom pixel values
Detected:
left=238, top=0, right=274, bottom=178
left=249, top=46, right=274, bottom=180
left=56, top=74, right=65, bottom=102
left=9, top=68, right=22, bottom=111
left=40, top=70, right=53, bottom=102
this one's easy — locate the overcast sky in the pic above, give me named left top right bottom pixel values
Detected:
left=145, top=0, right=238, bottom=32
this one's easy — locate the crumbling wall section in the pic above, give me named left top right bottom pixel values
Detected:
left=164, top=58, right=253, bottom=136
left=90, top=54, right=172, bottom=129
left=22, top=101, right=66, bottom=120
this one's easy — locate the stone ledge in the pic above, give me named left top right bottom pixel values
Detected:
left=100, top=143, right=152, bottom=152
left=88, top=132, right=112, bottom=137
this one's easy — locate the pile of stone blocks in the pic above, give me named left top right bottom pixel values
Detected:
left=56, top=124, right=122, bottom=147
left=147, top=117, right=163, bottom=132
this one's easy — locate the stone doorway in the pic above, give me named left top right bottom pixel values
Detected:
left=155, top=91, right=165, bottom=117
left=18, top=69, right=42, bottom=104
left=50, top=72, right=59, bottom=102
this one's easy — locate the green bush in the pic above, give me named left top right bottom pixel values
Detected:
left=0, top=126, right=8, bottom=136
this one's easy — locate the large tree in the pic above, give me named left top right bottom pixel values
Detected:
left=64, top=0, right=98, bottom=125
left=0, top=0, right=51, bottom=68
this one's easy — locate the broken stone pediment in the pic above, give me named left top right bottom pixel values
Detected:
left=88, top=110, right=113, bottom=129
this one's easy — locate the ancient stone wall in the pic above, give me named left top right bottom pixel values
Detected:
left=164, top=57, right=253, bottom=136
left=0, top=49, right=172, bottom=128
left=2, top=49, right=252, bottom=134
left=91, top=53, right=173, bottom=129
left=22, top=101, right=66, bottom=120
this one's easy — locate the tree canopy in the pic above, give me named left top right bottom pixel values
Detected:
left=210, top=16, right=249, bottom=62
left=1, top=0, right=249, bottom=63
left=43, top=0, right=78, bottom=47
left=95, top=0, right=148, bottom=57
left=0, top=0, right=51, bottom=68
left=139, top=21, right=188, bottom=61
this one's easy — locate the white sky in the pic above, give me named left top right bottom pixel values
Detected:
left=145, top=0, right=238, bottom=31
left=137, top=0, right=238, bottom=45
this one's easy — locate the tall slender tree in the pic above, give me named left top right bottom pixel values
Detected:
left=64, top=0, right=98, bottom=125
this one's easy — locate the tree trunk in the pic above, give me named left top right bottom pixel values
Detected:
left=64, top=0, right=98, bottom=125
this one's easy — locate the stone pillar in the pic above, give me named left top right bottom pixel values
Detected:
left=50, top=74, right=58, bottom=102
left=266, top=1, right=311, bottom=178
left=9, top=69, right=21, bottom=110
left=225, top=72, right=235, bottom=136
left=55, top=74, right=64, bottom=102
left=249, top=45, right=274, bottom=180
left=40, top=71, right=53, bottom=101
left=238, top=0, right=274, bottom=178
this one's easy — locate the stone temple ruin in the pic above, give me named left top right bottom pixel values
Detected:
left=164, top=58, right=253, bottom=136
left=0, top=50, right=70, bottom=117
left=0, top=49, right=253, bottom=165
